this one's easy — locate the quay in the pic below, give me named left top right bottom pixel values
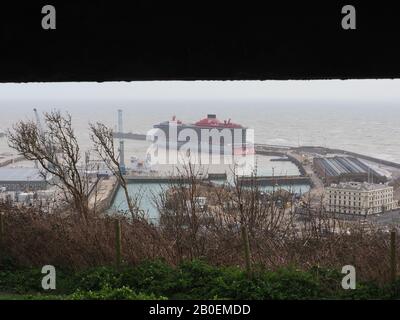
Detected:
left=125, top=173, right=227, bottom=183
left=238, top=175, right=312, bottom=186
left=88, top=176, right=119, bottom=212
left=0, top=155, right=25, bottom=167
left=126, top=176, right=189, bottom=183
left=113, top=132, right=147, bottom=140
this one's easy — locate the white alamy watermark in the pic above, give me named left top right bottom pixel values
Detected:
left=41, top=5, right=56, bottom=30
left=41, top=265, right=56, bottom=290
left=145, top=122, right=255, bottom=174
left=341, top=265, right=356, bottom=290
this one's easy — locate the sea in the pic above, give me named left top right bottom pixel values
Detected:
left=1, top=99, right=399, bottom=162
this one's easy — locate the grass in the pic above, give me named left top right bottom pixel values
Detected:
left=0, top=293, right=65, bottom=300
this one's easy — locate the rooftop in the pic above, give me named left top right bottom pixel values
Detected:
left=327, top=181, right=392, bottom=191
left=314, top=156, right=379, bottom=177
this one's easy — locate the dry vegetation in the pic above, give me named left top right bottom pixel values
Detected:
left=0, top=165, right=398, bottom=284
left=1, top=110, right=398, bottom=285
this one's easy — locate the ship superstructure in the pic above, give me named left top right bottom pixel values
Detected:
left=153, top=114, right=254, bottom=155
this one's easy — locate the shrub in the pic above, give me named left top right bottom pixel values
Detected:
left=0, top=260, right=398, bottom=300
left=68, top=285, right=167, bottom=300
left=261, top=268, right=321, bottom=299
left=118, top=260, right=176, bottom=296
left=0, top=269, right=51, bottom=294
left=69, top=266, right=120, bottom=292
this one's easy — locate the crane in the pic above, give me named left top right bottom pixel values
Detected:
left=118, top=109, right=126, bottom=175
left=33, top=108, right=44, bottom=136
left=33, top=108, right=43, bottom=169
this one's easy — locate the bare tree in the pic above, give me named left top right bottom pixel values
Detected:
left=7, top=110, right=91, bottom=221
left=153, top=163, right=212, bottom=262
left=89, top=122, right=137, bottom=217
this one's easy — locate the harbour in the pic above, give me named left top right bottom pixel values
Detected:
left=97, top=132, right=400, bottom=222
left=1, top=106, right=400, bottom=227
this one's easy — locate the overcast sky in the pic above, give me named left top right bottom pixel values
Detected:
left=0, top=80, right=399, bottom=103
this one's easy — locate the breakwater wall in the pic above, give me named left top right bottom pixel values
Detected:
left=238, top=175, right=312, bottom=186
left=126, top=173, right=227, bottom=183
left=0, top=156, right=25, bottom=167
left=92, top=177, right=120, bottom=213
left=105, top=179, right=120, bottom=210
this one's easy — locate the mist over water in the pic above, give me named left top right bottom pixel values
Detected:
left=0, top=98, right=399, bottom=162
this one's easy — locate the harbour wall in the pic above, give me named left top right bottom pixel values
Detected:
left=238, top=175, right=312, bottom=186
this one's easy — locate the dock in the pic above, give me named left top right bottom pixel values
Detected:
left=113, top=132, right=147, bottom=141
left=125, top=173, right=311, bottom=187
left=0, top=155, right=25, bottom=167
left=125, top=173, right=227, bottom=183
left=238, top=175, right=312, bottom=186
left=89, top=176, right=119, bottom=212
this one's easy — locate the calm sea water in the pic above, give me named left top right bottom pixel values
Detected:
left=1, top=99, right=399, bottom=162
left=111, top=182, right=310, bottom=220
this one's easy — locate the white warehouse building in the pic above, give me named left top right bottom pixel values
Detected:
left=325, top=182, right=395, bottom=215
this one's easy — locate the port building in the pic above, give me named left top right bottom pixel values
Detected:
left=313, top=156, right=386, bottom=185
left=325, top=182, right=395, bottom=215
left=0, top=168, right=51, bottom=191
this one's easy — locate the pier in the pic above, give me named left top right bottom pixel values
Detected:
left=126, top=176, right=186, bottom=183
left=113, top=132, right=147, bottom=141
left=0, top=155, right=25, bottom=167
left=238, top=175, right=312, bottom=186
left=88, top=176, right=119, bottom=212
left=125, top=173, right=227, bottom=183
left=124, top=174, right=311, bottom=186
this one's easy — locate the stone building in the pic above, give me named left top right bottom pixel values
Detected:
left=325, top=181, right=395, bottom=215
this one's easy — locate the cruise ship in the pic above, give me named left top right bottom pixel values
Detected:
left=152, top=114, right=254, bottom=155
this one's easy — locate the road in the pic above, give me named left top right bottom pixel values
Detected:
left=287, top=150, right=324, bottom=198
left=88, top=176, right=118, bottom=211
left=367, top=209, right=400, bottom=226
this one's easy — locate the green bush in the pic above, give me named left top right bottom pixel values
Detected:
left=0, top=267, right=76, bottom=295
left=0, top=269, right=48, bottom=294
left=118, top=260, right=176, bottom=296
left=69, top=266, right=120, bottom=292
left=339, top=282, right=392, bottom=300
left=68, top=285, right=167, bottom=300
left=388, top=278, right=400, bottom=299
left=171, top=260, right=231, bottom=299
left=1, top=260, right=399, bottom=300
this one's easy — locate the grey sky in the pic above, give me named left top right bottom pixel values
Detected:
left=0, top=80, right=399, bottom=103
